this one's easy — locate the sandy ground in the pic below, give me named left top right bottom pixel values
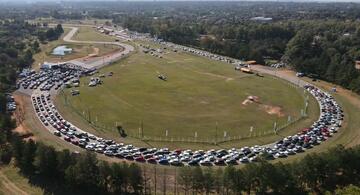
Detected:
left=242, top=95, right=284, bottom=117
left=12, top=94, right=35, bottom=141
left=0, top=169, right=28, bottom=195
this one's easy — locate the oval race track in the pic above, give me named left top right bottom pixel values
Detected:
left=16, top=26, right=344, bottom=166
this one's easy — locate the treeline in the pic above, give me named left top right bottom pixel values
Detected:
left=0, top=20, right=144, bottom=195
left=0, top=20, right=39, bottom=90
left=37, top=24, right=64, bottom=43
left=9, top=139, right=143, bottom=194
left=285, top=21, right=360, bottom=94
left=4, top=134, right=360, bottom=194
left=114, top=16, right=360, bottom=94
left=176, top=145, right=360, bottom=194
left=114, top=15, right=295, bottom=64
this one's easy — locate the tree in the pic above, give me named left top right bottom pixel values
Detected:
left=203, top=168, right=215, bottom=194
left=57, top=149, right=75, bottom=180
left=128, top=163, right=143, bottom=194
left=65, top=152, right=100, bottom=193
left=109, top=163, right=127, bottom=194
left=223, top=166, right=235, bottom=194
left=34, top=144, right=58, bottom=178
left=32, top=40, right=40, bottom=53
left=213, top=168, right=223, bottom=194
left=192, top=167, right=204, bottom=194
left=98, top=161, right=112, bottom=192
left=178, top=167, right=192, bottom=194
left=0, top=143, right=12, bottom=164
left=55, top=24, right=64, bottom=34
left=334, top=185, right=360, bottom=195
left=19, top=139, right=37, bottom=175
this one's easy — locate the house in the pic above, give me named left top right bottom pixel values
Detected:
left=250, top=17, right=272, bottom=22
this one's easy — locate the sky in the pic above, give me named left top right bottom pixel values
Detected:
left=1, top=0, right=360, bottom=3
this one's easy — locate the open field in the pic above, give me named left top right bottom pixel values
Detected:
left=0, top=165, right=43, bottom=195
left=27, top=18, right=112, bottom=26
left=72, top=26, right=117, bottom=42
left=22, top=23, right=356, bottom=163
left=32, top=27, right=120, bottom=70
left=54, top=40, right=318, bottom=149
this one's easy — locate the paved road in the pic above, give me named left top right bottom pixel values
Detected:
left=252, top=65, right=309, bottom=87
left=63, top=27, right=134, bottom=69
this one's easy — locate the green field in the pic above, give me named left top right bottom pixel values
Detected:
left=55, top=41, right=315, bottom=148
left=72, top=26, right=117, bottom=42
left=32, top=27, right=120, bottom=70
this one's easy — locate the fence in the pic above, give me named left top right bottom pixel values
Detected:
left=59, top=73, right=311, bottom=145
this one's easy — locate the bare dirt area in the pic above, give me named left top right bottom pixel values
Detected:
left=260, top=105, right=284, bottom=117
left=12, top=94, right=35, bottom=141
left=78, top=47, right=123, bottom=63
left=0, top=169, right=28, bottom=195
left=242, top=95, right=284, bottom=117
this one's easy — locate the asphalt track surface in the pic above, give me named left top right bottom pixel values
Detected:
left=63, top=27, right=134, bottom=69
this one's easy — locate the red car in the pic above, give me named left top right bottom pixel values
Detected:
left=71, top=139, right=79, bottom=145
left=64, top=136, right=71, bottom=142
left=301, top=128, right=310, bottom=134
left=174, top=149, right=182, bottom=155
left=135, top=156, right=145, bottom=162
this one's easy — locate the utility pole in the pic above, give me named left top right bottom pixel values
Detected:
left=141, top=120, right=144, bottom=138
left=215, top=121, right=218, bottom=145
left=87, top=108, right=91, bottom=122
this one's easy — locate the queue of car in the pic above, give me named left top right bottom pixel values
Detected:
left=20, top=62, right=343, bottom=167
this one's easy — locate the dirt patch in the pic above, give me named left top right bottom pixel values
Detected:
left=12, top=94, right=36, bottom=141
left=242, top=95, right=284, bottom=116
left=89, top=47, right=99, bottom=56
left=200, top=100, right=209, bottom=105
left=226, top=78, right=234, bottom=82
left=260, top=105, right=284, bottom=117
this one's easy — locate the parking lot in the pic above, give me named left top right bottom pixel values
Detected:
left=14, top=55, right=343, bottom=167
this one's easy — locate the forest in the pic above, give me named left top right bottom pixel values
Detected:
left=109, top=7, right=360, bottom=94
left=0, top=20, right=359, bottom=195
left=0, top=3, right=360, bottom=194
left=1, top=2, right=360, bottom=93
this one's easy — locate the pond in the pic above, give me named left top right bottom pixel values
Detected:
left=52, top=45, right=73, bottom=56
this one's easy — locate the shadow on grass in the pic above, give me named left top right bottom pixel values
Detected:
left=26, top=175, right=89, bottom=195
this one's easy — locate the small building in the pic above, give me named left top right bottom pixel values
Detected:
left=250, top=17, right=273, bottom=22
left=41, top=62, right=64, bottom=69
left=245, top=60, right=257, bottom=65
left=355, top=61, right=360, bottom=70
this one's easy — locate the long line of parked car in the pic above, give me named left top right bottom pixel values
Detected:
left=17, top=62, right=344, bottom=166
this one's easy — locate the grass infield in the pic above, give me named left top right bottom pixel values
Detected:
left=55, top=40, right=318, bottom=148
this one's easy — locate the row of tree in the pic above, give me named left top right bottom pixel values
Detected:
left=176, top=145, right=360, bottom=194
left=284, top=21, right=360, bottom=93
left=9, top=139, right=144, bottom=194
left=38, top=24, right=64, bottom=42
left=113, top=16, right=360, bottom=94
left=1, top=17, right=360, bottom=195
left=0, top=19, right=145, bottom=195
